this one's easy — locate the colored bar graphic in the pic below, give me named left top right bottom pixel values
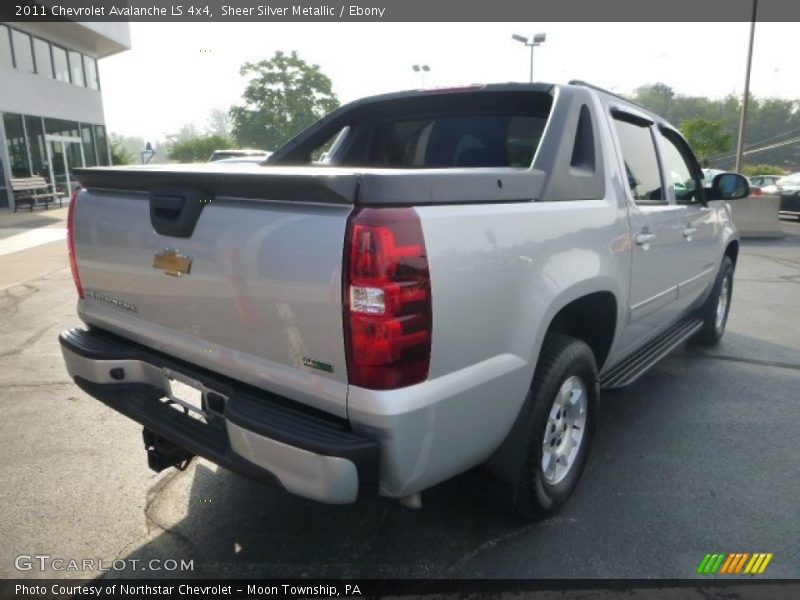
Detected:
left=734, top=553, right=749, bottom=573
left=719, top=553, right=735, bottom=573
left=711, top=553, right=726, bottom=573
left=744, top=554, right=760, bottom=573
left=758, top=553, right=773, bottom=573
left=700, top=552, right=774, bottom=575
left=697, top=554, right=713, bottom=574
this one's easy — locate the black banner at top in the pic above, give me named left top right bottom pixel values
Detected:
left=1, top=0, right=799, bottom=22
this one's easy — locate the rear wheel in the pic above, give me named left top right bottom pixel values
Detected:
left=512, top=334, right=599, bottom=520
left=694, top=256, right=734, bottom=346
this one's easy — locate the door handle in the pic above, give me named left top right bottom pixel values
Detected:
left=635, top=231, right=657, bottom=246
left=682, top=226, right=697, bottom=241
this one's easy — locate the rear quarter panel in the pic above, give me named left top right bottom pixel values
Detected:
left=348, top=194, right=632, bottom=496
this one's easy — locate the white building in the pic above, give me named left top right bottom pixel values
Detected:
left=0, top=21, right=130, bottom=210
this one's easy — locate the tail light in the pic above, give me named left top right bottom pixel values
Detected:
left=67, top=187, right=84, bottom=298
left=344, top=207, right=432, bottom=389
left=750, top=186, right=763, bottom=196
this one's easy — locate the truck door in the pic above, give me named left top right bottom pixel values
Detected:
left=655, top=127, right=719, bottom=314
left=611, top=111, right=685, bottom=354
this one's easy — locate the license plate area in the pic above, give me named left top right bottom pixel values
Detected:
left=162, top=368, right=228, bottom=423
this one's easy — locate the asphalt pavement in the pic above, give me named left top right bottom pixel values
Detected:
left=0, top=210, right=798, bottom=581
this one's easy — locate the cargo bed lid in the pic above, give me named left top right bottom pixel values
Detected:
left=73, top=164, right=361, bottom=205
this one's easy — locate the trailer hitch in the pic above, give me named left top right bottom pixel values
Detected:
left=142, top=428, right=194, bottom=473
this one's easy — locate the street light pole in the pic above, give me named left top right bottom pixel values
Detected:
left=412, top=64, right=431, bottom=87
left=734, top=0, right=758, bottom=173
left=512, top=33, right=546, bottom=83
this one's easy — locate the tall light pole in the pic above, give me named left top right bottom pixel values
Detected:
left=412, top=64, right=430, bottom=86
left=734, top=0, right=757, bottom=173
left=512, top=33, right=546, bottom=83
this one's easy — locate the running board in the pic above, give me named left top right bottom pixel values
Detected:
left=600, top=318, right=703, bottom=389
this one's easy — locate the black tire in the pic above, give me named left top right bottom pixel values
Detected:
left=511, top=334, right=599, bottom=520
left=694, top=256, right=734, bottom=346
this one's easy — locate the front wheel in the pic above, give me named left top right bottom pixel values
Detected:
left=694, top=256, right=734, bottom=346
left=512, top=334, right=599, bottom=520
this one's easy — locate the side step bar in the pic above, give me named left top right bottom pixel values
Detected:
left=600, top=318, right=703, bottom=389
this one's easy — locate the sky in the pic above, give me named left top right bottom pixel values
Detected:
left=100, top=22, right=798, bottom=145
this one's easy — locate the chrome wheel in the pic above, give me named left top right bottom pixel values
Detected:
left=541, top=375, right=588, bottom=485
left=715, top=273, right=730, bottom=332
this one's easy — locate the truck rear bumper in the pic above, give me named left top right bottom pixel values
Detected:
left=59, top=328, right=378, bottom=504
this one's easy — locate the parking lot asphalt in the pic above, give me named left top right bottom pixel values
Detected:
left=0, top=215, right=798, bottom=581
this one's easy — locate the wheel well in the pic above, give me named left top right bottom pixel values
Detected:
left=546, top=292, right=617, bottom=371
left=725, top=240, right=739, bottom=268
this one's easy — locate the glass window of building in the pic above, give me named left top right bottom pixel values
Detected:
left=32, top=37, right=53, bottom=78
left=0, top=25, right=13, bottom=69
left=11, top=29, right=35, bottom=74
left=25, top=115, right=47, bottom=176
left=81, top=124, right=98, bottom=166
left=44, top=118, right=83, bottom=193
left=0, top=153, right=8, bottom=208
left=94, top=125, right=109, bottom=165
left=68, top=50, right=84, bottom=86
left=84, top=56, right=100, bottom=90
left=3, top=113, right=32, bottom=177
left=52, top=45, right=70, bottom=82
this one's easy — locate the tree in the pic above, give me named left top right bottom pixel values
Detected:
left=168, top=134, right=233, bottom=162
left=229, top=50, right=339, bottom=151
left=207, top=109, right=232, bottom=138
left=635, top=83, right=675, bottom=117
left=679, top=117, right=732, bottom=167
left=109, top=133, right=136, bottom=165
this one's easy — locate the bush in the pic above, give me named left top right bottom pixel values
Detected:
left=168, top=134, right=234, bottom=163
left=741, top=164, right=786, bottom=176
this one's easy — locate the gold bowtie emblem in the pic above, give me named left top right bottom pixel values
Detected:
left=153, top=248, right=193, bottom=277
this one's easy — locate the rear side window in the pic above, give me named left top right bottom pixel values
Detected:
left=612, top=117, right=663, bottom=204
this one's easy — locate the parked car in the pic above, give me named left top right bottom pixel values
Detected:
left=749, top=174, right=781, bottom=195
left=209, top=148, right=270, bottom=162
left=60, top=82, right=749, bottom=519
left=213, top=155, right=271, bottom=165
left=777, top=172, right=800, bottom=219
left=702, top=168, right=726, bottom=187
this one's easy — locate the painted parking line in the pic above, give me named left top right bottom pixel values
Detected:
left=0, top=228, right=67, bottom=257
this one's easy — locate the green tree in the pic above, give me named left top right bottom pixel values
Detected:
left=207, top=109, right=232, bottom=138
left=109, top=133, right=135, bottom=165
left=679, top=117, right=732, bottom=167
left=168, top=134, right=233, bottom=162
left=634, top=83, right=675, bottom=117
left=229, top=50, right=339, bottom=151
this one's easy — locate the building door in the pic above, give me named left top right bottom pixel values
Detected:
left=44, top=134, right=84, bottom=196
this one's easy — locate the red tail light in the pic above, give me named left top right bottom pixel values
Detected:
left=751, top=186, right=763, bottom=196
left=344, top=207, right=432, bottom=389
left=67, top=188, right=84, bottom=298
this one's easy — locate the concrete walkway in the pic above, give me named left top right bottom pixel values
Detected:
left=0, top=206, right=69, bottom=291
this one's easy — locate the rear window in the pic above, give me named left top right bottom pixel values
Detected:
left=284, top=90, right=553, bottom=169
left=359, top=114, right=545, bottom=168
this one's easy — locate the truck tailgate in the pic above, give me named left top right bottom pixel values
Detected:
left=71, top=167, right=359, bottom=418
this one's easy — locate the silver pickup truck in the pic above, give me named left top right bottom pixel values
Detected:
left=59, top=82, right=749, bottom=519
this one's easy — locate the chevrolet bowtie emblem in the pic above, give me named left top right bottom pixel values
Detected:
left=153, top=248, right=193, bottom=277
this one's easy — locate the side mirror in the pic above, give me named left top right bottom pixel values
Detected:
left=707, top=173, right=750, bottom=200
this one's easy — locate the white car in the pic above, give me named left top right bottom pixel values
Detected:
left=749, top=174, right=781, bottom=195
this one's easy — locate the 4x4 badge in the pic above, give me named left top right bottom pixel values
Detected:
left=153, top=248, right=193, bottom=277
